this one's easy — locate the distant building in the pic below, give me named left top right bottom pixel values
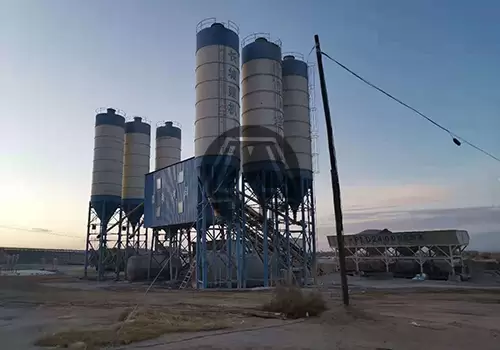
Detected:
left=327, top=228, right=469, bottom=279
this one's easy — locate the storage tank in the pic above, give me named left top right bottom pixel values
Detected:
left=282, top=54, right=313, bottom=213
left=126, top=252, right=182, bottom=282
left=195, top=19, right=241, bottom=218
left=241, top=35, right=284, bottom=205
left=122, top=117, right=151, bottom=226
left=155, top=121, right=181, bottom=170
left=91, top=108, right=126, bottom=225
left=205, top=251, right=265, bottom=288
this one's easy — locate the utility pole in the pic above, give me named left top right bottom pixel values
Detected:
left=314, top=34, right=350, bottom=306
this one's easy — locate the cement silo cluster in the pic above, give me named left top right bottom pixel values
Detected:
left=84, top=108, right=182, bottom=280
left=85, top=18, right=317, bottom=287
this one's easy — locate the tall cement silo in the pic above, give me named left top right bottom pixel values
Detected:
left=122, top=116, right=151, bottom=226
left=155, top=121, right=181, bottom=170
left=91, top=108, right=126, bottom=226
left=241, top=35, right=284, bottom=206
left=282, top=54, right=313, bottom=214
left=195, top=19, right=241, bottom=218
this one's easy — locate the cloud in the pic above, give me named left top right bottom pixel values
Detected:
left=31, top=228, right=52, bottom=233
left=317, top=184, right=451, bottom=222
left=315, top=183, right=451, bottom=219
left=343, top=184, right=451, bottom=209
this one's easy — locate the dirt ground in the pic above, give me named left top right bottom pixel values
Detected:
left=1, top=272, right=499, bottom=350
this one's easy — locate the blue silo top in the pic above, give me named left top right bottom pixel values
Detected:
left=196, top=22, right=239, bottom=52
left=242, top=37, right=281, bottom=64
left=125, top=117, right=151, bottom=135
left=95, top=108, right=125, bottom=128
left=156, top=121, right=181, bottom=139
left=282, top=55, right=308, bottom=79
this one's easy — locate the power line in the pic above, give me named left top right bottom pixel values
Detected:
left=320, top=51, right=500, bottom=163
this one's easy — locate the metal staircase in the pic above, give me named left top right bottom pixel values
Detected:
left=176, top=189, right=313, bottom=289
left=239, top=192, right=312, bottom=277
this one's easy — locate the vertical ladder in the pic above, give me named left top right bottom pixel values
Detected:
left=218, top=45, right=227, bottom=140
left=179, top=260, right=196, bottom=289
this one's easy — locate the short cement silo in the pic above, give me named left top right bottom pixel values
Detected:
left=241, top=35, right=284, bottom=205
left=195, top=20, right=241, bottom=218
left=155, top=121, right=181, bottom=170
left=122, top=117, right=151, bottom=226
left=282, top=54, right=313, bottom=214
left=90, top=108, right=126, bottom=227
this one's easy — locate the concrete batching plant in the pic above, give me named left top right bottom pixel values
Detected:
left=84, top=19, right=317, bottom=288
left=142, top=19, right=317, bottom=289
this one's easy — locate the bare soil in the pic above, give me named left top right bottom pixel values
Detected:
left=1, top=272, right=499, bottom=349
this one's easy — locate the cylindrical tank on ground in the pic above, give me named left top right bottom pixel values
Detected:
left=241, top=34, right=284, bottom=204
left=205, top=250, right=265, bottom=288
left=282, top=54, right=313, bottom=213
left=155, top=121, right=181, bottom=170
left=91, top=108, right=126, bottom=224
left=122, top=117, right=151, bottom=226
left=126, top=253, right=182, bottom=282
left=195, top=19, right=241, bottom=218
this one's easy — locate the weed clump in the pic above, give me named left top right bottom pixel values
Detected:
left=262, top=285, right=327, bottom=319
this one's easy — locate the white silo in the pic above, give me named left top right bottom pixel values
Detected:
left=282, top=54, right=313, bottom=213
left=155, top=121, right=181, bottom=170
left=91, top=108, right=126, bottom=224
left=195, top=19, right=240, bottom=218
left=122, top=117, right=151, bottom=226
left=241, top=34, right=284, bottom=204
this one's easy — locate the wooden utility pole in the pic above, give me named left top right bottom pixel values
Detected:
left=314, top=34, right=350, bottom=306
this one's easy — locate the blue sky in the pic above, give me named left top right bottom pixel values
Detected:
left=1, top=0, right=500, bottom=249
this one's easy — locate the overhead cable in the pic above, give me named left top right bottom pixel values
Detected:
left=320, top=50, right=500, bottom=163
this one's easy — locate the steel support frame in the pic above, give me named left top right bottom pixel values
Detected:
left=331, top=242, right=468, bottom=277
left=196, top=179, right=244, bottom=289
left=286, top=184, right=315, bottom=286
left=84, top=201, right=125, bottom=281
left=123, top=218, right=148, bottom=253
left=142, top=173, right=316, bottom=289
left=240, top=175, right=316, bottom=287
left=122, top=215, right=148, bottom=280
left=147, top=225, right=194, bottom=282
left=240, top=177, right=283, bottom=287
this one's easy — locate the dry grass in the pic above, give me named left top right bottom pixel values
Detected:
left=34, top=308, right=231, bottom=349
left=262, top=285, right=327, bottom=319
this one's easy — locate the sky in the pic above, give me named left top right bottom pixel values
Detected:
left=1, top=0, right=500, bottom=251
